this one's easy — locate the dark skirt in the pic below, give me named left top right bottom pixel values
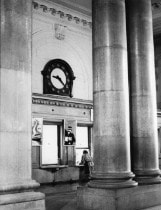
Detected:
left=84, top=162, right=90, bottom=175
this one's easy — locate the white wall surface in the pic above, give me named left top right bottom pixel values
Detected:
left=32, top=0, right=92, bottom=100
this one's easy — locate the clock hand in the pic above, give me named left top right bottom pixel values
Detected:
left=52, top=75, right=65, bottom=86
left=58, top=77, right=65, bottom=86
left=52, top=75, right=59, bottom=79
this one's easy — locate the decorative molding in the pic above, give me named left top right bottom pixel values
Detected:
left=32, top=1, right=92, bottom=29
left=54, top=24, right=66, bottom=40
left=32, top=93, right=93, bottom=109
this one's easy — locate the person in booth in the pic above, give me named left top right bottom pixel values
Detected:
left=64, top=126, right=76, bottom=146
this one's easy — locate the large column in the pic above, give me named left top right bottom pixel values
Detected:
left=126, top=0, right=161, bottom=184
left=0, top=0, right=45, bottom=209
left=88, top=0, right=137, bottom=189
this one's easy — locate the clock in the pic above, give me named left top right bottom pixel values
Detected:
left=41, top=59, right=76, bottom=97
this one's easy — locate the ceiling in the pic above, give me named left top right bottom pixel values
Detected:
left=50, top=0, right=161, bottom=34
left=50, top=0, right=91, bottom=16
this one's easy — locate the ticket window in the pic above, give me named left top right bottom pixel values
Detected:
left=75, top=125, right=92, bottom=165
left=41, top=122, right=61, bottom=166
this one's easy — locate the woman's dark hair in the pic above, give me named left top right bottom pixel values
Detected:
left=83, top=150, right=88, bottom=154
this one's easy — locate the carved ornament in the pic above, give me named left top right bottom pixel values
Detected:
left=32, top=1, right=92, bottom=29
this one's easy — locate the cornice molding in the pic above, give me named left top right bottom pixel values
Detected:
left=32, top=1, right=92, bottom=29
left=32, top=93, right=93, bottom=109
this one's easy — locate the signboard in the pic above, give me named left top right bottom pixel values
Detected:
left=64, top=120, right=76, bottom=146
left=32, top=118, right=43, bottom=141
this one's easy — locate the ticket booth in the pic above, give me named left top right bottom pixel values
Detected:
left=32, top=93, right=93, bottom=183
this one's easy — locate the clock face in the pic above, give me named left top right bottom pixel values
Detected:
left=51, top=68, right=66, bottom=89
left=42, top=59, right=75, bottom=97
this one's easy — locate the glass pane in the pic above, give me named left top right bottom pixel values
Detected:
left=42, top=125, right=58, bottom=164
left=76, top=127, right=88, bottom=148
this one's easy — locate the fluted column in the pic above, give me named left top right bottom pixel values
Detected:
left=89, top=0, right=137, bottom=189
left=0, top=0, right=45, bottom=209
left=126, top=0, right=161, bottom=184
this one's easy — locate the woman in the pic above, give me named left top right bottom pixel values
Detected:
left=80, top=150, right=94, bottom=179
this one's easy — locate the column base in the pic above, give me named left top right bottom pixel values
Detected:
left=0, top=179, right=45, bottom=210
left=0, top=180, right=40, bottom=193
left=134, top=169, right=161, bottom=185
left=0, top=191, right=45, bottom=210
left=77, top=184, right=161, bottom=210
left=88, top=172, right=137, bottom=189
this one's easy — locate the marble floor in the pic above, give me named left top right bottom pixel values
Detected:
left=37, top=181, right=88, bottom=210
left=45, top=191, right=76, bottom=210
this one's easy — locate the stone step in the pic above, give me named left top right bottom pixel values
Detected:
left=36, top=181, right=88, bottom=196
